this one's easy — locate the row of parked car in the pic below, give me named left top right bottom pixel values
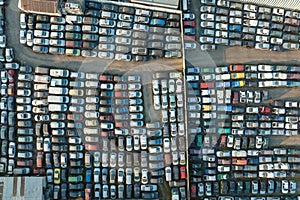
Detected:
left=151, top=71, right=188, bottom=199
left=21, top=2, right=184, bottom=60
left=0, top=67, right=17, bottom=174
left=0, top=3, right=19, bottom=175
left=191, top=179, right=297, bottom=198
left=198, top=0, right=300, bottom=51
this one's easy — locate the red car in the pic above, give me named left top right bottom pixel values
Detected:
left=36, top=151, right=43, bottom=168
left=164, top=154, right=172, bottom=166
left=191, top=184, right=197, bottom=198
left=101, top=130, right=114, bottom=137
left=232, top=91, right=239, bottom=104
left=200, top=82, right=214, bottom=89
left=229, top=64, right=244, bottom=72
left=99, top=75, right=114, bottom=82
left=260, top=106, right=271, bottom=114
left=8, top=70, right=16, bottom=83
left=17, top=159, right=33, bottom=167
left=115, top=91, right=128, bottom=98
left=184, top=20, right=195, bottom=27
left=67, top=114, right=84, bottom=121
left=115, top=121, right=129, bottom=128
left=180, top=166, right=186, bottom=179
left=33, top=167, right=45, bottom=175
left=220, top=135, right=227, bottom=147
left=85, top=144, right=99, bottom=151
left=99, top=115, right=114, bottom=121
left=184, top=35, right=196, bottom=41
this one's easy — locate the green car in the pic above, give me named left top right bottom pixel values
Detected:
left=217, top=173, right=229, bottom=180
left=200, top=67, right=215, bottom=74
left=196, top=135, right=202, bottom=147
left=68, top=175, right=83, bottom=183
left=65, top=32, right=82, bottom=40
left=218, top=128, right=231, bottom=134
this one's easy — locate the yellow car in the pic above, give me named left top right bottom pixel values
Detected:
left=231, top=73, right=245, bottom=79
left=54, top=168, right=60, bottom=184
left=203, top=105, right=216, bottom=111
left=232, top=80, right=245, bottom=88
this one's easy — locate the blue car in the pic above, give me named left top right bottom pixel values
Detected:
left=150, top=19, right=165, bottom=27
left=229, top=25, right=242, bottom=31
left=86, top=170, right=92, bottom=183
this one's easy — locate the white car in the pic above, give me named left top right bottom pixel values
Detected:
left=256, top=136, right=263, bottom=149
left=26, top=30, right=33, bottom=46
left=165, top=167, right=172, bottom=181
left=227, top=135, right=234, bottom=148
left=282, top=180, right=289, bottom=194
left=153, top=95, right=161, bottom=110
left=163, top=138, right=170, bottom=153
left=172, top=152, right=179, bottom=165
left=19, top=30, right=26, bottom=44
left=141, top=168, right=148, bottom=184
left=152, top=80, right=160, bottom=95
left=179, top=152, right=186, bottom=165
left=168, top=79, right=175, bottom=93
left=148, top=146, right=162, bottom=153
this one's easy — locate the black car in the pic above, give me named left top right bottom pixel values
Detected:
left=119, top=6, right=135, bottom=14
left=69, top=183, right=84, bottom=190
left=134, top=183, right=140, bottom=198
left=0, top=126, right=7, bottom=140
left=213, top=182, right=219, bottom=196
left=220, top=181, right=228, bottom=195
left=61, top=183, right=67, bottom=200
left=229, top=181, right=235, bottom=194
left=1, top=140, right=7, bottom=156
left=126, top=184, right=132, bottom=199
left=8, top=127, right=14, bottom=141
left=236, top=181, right=244, bottom=194
left=69, top=191, right=83, bottom=198
left=102, top=3, right=118, bottom=12
left=87, top=2, right=101, bottom=10
left=69, top=168, right=84, bottom=175
left=18, top=143, right=33, bottom=151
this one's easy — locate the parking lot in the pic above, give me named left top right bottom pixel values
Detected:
left=185, top=63, right=300, bottom=198
left=0, top=63, right=190, bottom=199
left=1, top=0, right=300, bottom=199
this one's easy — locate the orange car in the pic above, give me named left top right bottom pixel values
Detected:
left=232, top=158, right=247, bottom=165
left=229, top=64, right=244, bottom=72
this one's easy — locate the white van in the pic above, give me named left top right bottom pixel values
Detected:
left=50, top=69, right=69, bottom=77
left=20, top=13, right=26, bottom=29
left=48, top=104, right=68, bottom=112
left=49, top=87, right=68, bottom=95
left=34, top=30, right=49, bottom=38
left=34, top=75, right=51, bottom=83
left=34, top=84, right=48, bottom=91
left=83, top=128, right=100, bottom=135
left=66, top=15, right=82, bottom=24
left=182, top=0, right=188, bottom=11
left=85, top=81, right=99, bottom=88
left=48, top=96, right=69, bottom=103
